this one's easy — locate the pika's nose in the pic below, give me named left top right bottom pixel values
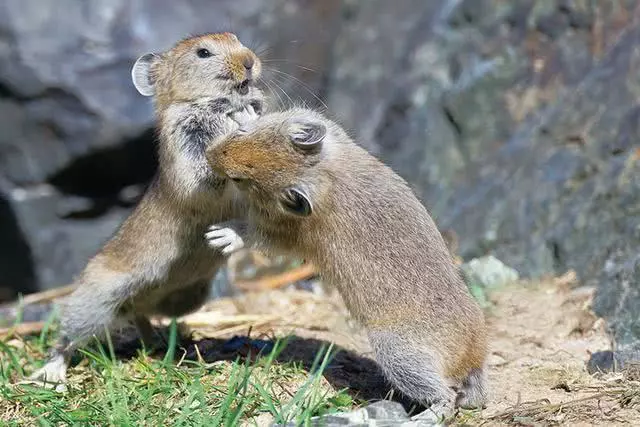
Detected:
left=243, top=56, right=254, bottom=70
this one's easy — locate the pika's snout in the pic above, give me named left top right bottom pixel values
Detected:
left=227, top=49, right=260, bottom=91
left=243, top=56, right=254, bottom=70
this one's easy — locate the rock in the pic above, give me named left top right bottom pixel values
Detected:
left=442, top=20, right=640, bottom=359
left=461, top=256, right=520, bottom=290
left=591, top=252, right=640, bottom=362
left=460, top=255, right=519, bottom=307
left=277, top=400, right=442, bottom=427
left=0, top=0, right=341, bottom=292
left=8, top=184, right=131, bottom=291
left=587, top=351, right=622, bottom=374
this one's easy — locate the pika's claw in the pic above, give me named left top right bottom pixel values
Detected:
left=19, top=353, right=68, bottom=392
left=205, top=224, right=245, bottom=255
left=231, top=104, right=260, bottom=129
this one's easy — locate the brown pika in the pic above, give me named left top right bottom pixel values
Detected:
left=205, top=108, right=489, bottom=417
left=26, top=33, right=265, bottom=386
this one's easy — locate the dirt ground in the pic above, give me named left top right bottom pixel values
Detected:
left=478, top=274, right=640, bottom=426
left=174, top=271, right=640, bottom=425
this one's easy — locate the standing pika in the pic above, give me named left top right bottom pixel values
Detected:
left=205, top=108, right=489, bottom=416
left=27, top=33, right=264, bottom=385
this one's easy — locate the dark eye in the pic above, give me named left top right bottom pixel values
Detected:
left=280, top=188, right=312, bottom=217
left=197, top=48, right=212, bottom=58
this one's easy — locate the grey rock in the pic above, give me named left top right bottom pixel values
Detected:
left=442, top=21, right=640, bottom=359
left=8, top=184, right=131, bottom=291
left=461, top=255, right=520, bottom=290
left=587, top=351, right=622, bottom=375
left=277, top=401, right=442, bottom=427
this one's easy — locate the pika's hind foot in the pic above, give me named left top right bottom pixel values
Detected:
left=455, top=367, right=487, bottom=409
left=20, top=352, right=68, bottom=391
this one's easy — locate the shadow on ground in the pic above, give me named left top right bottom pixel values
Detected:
left=112, top=326, right=426, bottom=415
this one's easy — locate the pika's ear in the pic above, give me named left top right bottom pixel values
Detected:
left=280, top=187, right=313, bottom=217
left=131, top=53, right=159, bottom=97
left=288, top=120, right=326, bottom=152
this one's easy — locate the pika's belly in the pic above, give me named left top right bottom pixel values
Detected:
left=130, top=243, right=224, bottom=314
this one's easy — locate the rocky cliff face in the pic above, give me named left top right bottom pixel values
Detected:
left=1, top=1, right=640, bottom=360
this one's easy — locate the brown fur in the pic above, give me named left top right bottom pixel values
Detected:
left=206, top=108, right=489, bottom=411
left=27, top=33, right=265, bottom=385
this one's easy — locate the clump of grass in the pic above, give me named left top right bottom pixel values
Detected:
left=0, top=317, right=356, bottom=426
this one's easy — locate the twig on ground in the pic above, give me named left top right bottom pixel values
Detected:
left=235, top=263, right=317, bottom=291
left=0, top=321, right=47, bottom=340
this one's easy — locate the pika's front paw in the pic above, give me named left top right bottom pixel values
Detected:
left=231, top=103, right=260, bottom=130
left=205, top=224, right=245, bottom=255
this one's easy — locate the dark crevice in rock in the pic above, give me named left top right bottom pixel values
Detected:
left=446, top=0, right=485, bottom=28
left=441, top=101, right=470, bottom=166
left=374, top=97, right=412, bottom=151
left=606, top=105, right=640, bottom=157
left=442, top=102, right=463, bottom=138
left=48, top=128, right=157, bottom=217
left=0, top=192, right=37, bottom=302
left=504, top=1, right=534, bottom=32
left=548, top=239, right=564, bottom=272
left=0, top=81, right=86, bottom=108
left=558, top=2, right=593, bottom=30
left=340, top=1, right=358, bottom=22
left=0, top=81, right=22, bottom=100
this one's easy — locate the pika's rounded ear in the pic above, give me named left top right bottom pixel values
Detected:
left=288, top=120, right=326, bottom=152
left=131, top=53, right=159, bottom=97
left=280, top=187, right=313, bottom=217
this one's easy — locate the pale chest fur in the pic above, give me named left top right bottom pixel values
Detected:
left=159, top=98, right=239, bottom=200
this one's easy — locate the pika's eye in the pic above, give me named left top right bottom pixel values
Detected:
left=280, top=187, right=313, bottom=217
left=197, top=48, right=213, bottom=58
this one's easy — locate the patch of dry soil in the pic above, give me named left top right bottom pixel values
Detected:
left=179, top=275, right=640, bottom=425
left=477, top=276, right=640, bottom=426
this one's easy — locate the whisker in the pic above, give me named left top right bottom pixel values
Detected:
left=255, top=46, right=273, bottom=58
left=259, top=76, right=285, bottom=111
left=248, top=38, right=270, bottom=57
left=269, top=77, right=295, bottom=109
left=261, top=60, right=318, bottom=74
left=267, top=79, right=287, bottom=111
left=267, top=68, right=327, bottom=111
left=272, top=71, right=327, bottom=110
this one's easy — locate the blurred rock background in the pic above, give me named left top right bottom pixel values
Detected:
left=1, top=1, right=640, bottom=360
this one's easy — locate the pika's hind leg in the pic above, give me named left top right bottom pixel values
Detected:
left=25, top=277, right=131, bottom=386
left=138, top=280, right=213, bottom=347
left=455, top=366, right=488, bottom=409
left=153, top=280, right=211, bottom=318
left=368, top=329, right=456, bottom=421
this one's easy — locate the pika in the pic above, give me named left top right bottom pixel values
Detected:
left=27, top=33, right=264, bottom=385
left=205, top=108, right=489, bottom=417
